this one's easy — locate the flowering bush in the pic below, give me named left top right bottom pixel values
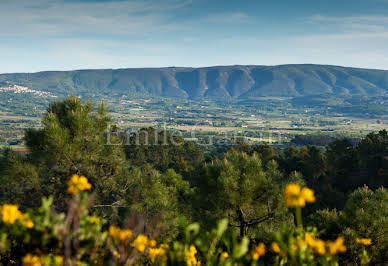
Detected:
left=0, top=176, right=373, bottom=265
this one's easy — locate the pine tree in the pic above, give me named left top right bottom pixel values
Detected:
left=193, top=150, right=290, bottom=238
left=23, top=96, right=127, bottom=210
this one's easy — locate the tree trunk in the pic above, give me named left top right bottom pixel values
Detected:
left=237, top=207, right=247, bottom=238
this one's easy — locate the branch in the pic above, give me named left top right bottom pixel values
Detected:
left=246, top=213, right=273, bottom=226
left=92, top=201, right=129, bottom=208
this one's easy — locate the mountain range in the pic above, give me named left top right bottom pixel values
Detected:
left=1, top=64, right=388, bottom=100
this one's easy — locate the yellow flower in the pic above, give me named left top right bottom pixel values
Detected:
left=305, top=233, right=326, bottom=255
left=109, top=225, right=120, bottom=238
left=271, top=242, right=281, bottom=253
left=283, top=184, right=315, bottom=207
left=328, top=236, right=346, bottom=255
left=189, top=245, right=197, bottom=254
left=131, top=234, right=149, bottom=253
left=118, top=229, right=133, bottom=242
left=301, top=187, right=316, bottom=203
left=20, top=213, right=34, bottom=228
left=250, top=243, right=265, bottom=260
left=284, top=183, right=301, bottom=197
left=1, top=204, right=22, bottom=224
left=149, top=239, right=157, bottom=248
left=55, top=256, right=63, bottom=265
left=67, top=174, right=91, bottom=195
left=305, top=233, right=315, bottom=246
left=284, top=183, right=304, bottom=207
left=356, top=238, right=372, bottom=246
left=185, top=245, right=200, bottom=266
left=148, top=247, right=166, bottom=262
left=220, top=252, right=228, bottom=261
left=314, top=239, right=326, bottom=255
left=22, top=254, right=43, bottom=266
left=109, top=226, right=133, bottom=242
left=160, top=243, right=169, bottom=250
left=113, top=250, right=120, bottom=259
left=1, top=204, right=34, bottom=228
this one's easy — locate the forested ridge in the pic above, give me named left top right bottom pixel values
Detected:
left=0, top=97, right=387, bottom=265
left=2, top=64, right=388, bottom=99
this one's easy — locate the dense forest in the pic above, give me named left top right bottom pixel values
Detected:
left=0, top=97, right=387, bottom=265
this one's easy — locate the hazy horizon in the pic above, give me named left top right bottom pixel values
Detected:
left=2, top=63, right=388, bottom=75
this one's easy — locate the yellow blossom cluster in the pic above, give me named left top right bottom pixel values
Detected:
left=1, top=204, right=21, bottom=224
left=283, top=183, right=316, bottom=207
left=272, top=234, right=347, bottom=257
left=327, top=236, right=347, bottom=254
left=22, top=254, right=44, bottom=266
left=305, top=233, right=326, bottom=255
left=1, top=204, right=34, bottom=228
left=131, top=234, right=149, bottom=253
left=108, top=225, right=170, bottom=261
left=67, top=174, right=91, bottom=195
left=20, top=213, right=34, bottom=228
left=271, top=242, right=281, bottom=253
left=185, top=245, right=200, bottom=266
left=108, top=225, right=133, bottom=242
left=148, top=243, right=169, bottom=262
left=22, top=254, right=63, bottom=266
left=250, top=243, right=266, bottom=260
left=356, top=238, right=372, bottom=246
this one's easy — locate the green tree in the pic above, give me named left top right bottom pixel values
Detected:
left=340, top=186, right=388, bottom=265
left=120, top=166, right=193, bottom=241
left=279, top=145, right=327, bottom=184
left=124, top=127, right=204, bottom=176
left=193, top=151, right=290, bottom=238
left=357, top=130, right=388, bottom=189
left=230, top=141, right=277, bottom=164
left=310, top=186, right=388, bottom=265
left=0, top=97, right=194, bottom=241
left=0, top=149, right=41, bottom=209
left=11, top=96, right=128, bottom=210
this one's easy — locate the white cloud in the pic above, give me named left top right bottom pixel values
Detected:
left=308, top=14, right=388, bottom=33
left=206, top=12, right=254, bottom=24
left=1, top=1, right=388, bottom=72
left=0, top=0, right=191, bottom=37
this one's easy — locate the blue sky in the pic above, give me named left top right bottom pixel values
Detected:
left=0, top=0, right=388, bottom=73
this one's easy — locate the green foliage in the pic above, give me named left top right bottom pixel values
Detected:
left=194, top=151, right=290, bottom=239
left=309, top=187, right=388, bottom=265
left=122, top=166, right=193, bottom=241
left=279, top=132, right=388, bottom=210
left=357, top=130, right=388, bottom=189
left=19, top=97, right=126, bottom=210
left=1, top=96, right=387, bottom=265
left=124, top=127, right=204, bottom=175
left=0, top=97, right=192, bottom=243
left=228, top=141, right=277, bottom=164
left=0, top=149, right=41, bottom=208
left=0, top=175, right=377, bottom=266
left=339, top=187, right=388, bottom=264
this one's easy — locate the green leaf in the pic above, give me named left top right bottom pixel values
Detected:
left=233, top=236, right=249, bottom=258
left=216, top=219, right=228, bottom=238
left=185, top=222, right=200, bottom=241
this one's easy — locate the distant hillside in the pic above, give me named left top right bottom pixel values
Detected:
left=1, top=64, right=388, bottom=100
